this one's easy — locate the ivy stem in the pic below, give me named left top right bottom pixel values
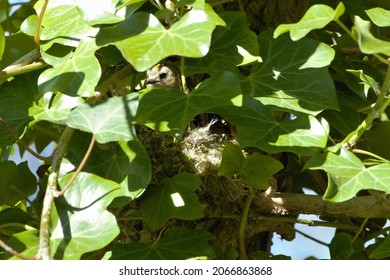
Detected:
left=343, top=63, right=390, bottom=147
left=352, top=148, right=389, bottom=163
left=238, top=190, right=253, bottom=260
left=180, top=57, right=189, bottom=94
left=352, top=217, right=369, bottom=243
left=53, top=135, right=95, bottom=197
left=34, top=0, right=49, bottom=48
left=0, top=117, right=52, bottom=162
left=37, top=126, right=74, bottom=260
left=0, top=239, right=37, bottom=260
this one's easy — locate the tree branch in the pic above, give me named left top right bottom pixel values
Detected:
left=253, top=192, right=390, bottom=219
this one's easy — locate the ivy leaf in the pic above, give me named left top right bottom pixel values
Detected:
left=96, top=10, right=218, bottom=71
left=30, top=92, right=84, bottom=125
left=242, top=31, right=338, bottom=115
left=304, top=149, right=390, bottom=202
left=218, top=143, right=283, bottom=189
left=0, top=161, right=37, bottom=206
left=136, top=71, right=242, bottom=137
left=67, top=93, right=138, bottom=143
left=38, top=38, right=101, bottom=97
left=140, top=173, right=203, bottom=230
left=274, top=2, right=345, bottom=40
left=366, top=7, right=390, bottom=27
left=353, top=16, right=390, bottom=56
left=329, top=232, right=354, bottom=260
left=75, top=0, right=124, bottom=26
left=0, top=74, right=36, bottom=147
left=50, top=172, right=121, bottom=260
left=107, top=227, right=215, bottom=260
left=215, top=98, right=329, bottom=155
left=366, top=122, right=390, bottom=160
left=369, top=235, right=390, bottom=259
left=186, top=11, right=260, bottom=75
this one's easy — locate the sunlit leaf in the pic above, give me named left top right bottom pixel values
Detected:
left=67, top=93, right=138, bottom=143
left=353, top=16, right=390, bottom=56
left=304, top=149, right=390, bottom=202
left=50, top=172, right=121, bottom=259
left=366, top=7, right=390, bottom=27
left=274, top=2, right=345, bottom=40
left=96, top=10, right=218, bottom=71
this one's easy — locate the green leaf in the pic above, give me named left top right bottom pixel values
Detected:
left=75, top=0, right=124, bottom=26
left=0, top=74, right=36, bottom=147
left=274, top=2, right=345, bottom=40
left=304, top=149, right=390, bottom=202
left=186, top=11, right=260, bottom=75
left=366, top=122, right=390, bottom=160
left=329, top=232, right=354, bottom=260
left=50, top=172, right=121, bottom=260
left=1, top=230, right=39, bottom=260
left=67, top=94, right=138, bottom=143
left=96, top=10, right=218, bottom=71
left=108, top=227, right=215, bottom=260
left=366, top=7, right=390, bottom=27
left=353, top=16, right=390, bottom=56
left=242, top=31, right=338, bottom=115
left=29, top=92, right=84, bottom=125
left=215, top=98, right=329, bottom=155
left=38, top=38, right=101, bottom=97
left=0, top=161, right=37, bottom=206
left=140, top=173, right=203, bottom=229
left=369, top=235, right=390, bottom=259
left=346, top=69, right=381, bottom=96
left=0, top=25, right=4, bottom=60
left=218, top=143, right=283, bottom=189
left=136, top=71, right=242, bottom=137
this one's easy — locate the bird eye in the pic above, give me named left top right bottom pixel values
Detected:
left=159, top=73, right=167, bottom=80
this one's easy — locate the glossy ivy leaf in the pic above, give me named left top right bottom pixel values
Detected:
left=140, top=173, right=203, bottom=230
left=215, top=98, right=329, bottom=155
left=218, top=143, right=283, bottom=189
left=366, top=7, right=390, bottom=27
left=107, top=227, right=215, bottom=260
left=50, top=172, right=121, bottom=260
left=329, top=232, right=354, bottom=260
left=30, top=92, right=84, bottom=125
left=369, top=235, right=390, bottom=259
left=0, top=161, right=37, bottom=206
left=186, top=11, right=260, bottom=76
left=347, top=69, right=381, bottom=96
left=75, top=0, right=124, bottom=26
left=0, top=74, right=36, bottom=148
left=136, top=71, right=242, bottom=137
left=96, top=10, right=219, bottom=71
left=274, top=2, right=345, bottom=40
left=304, top=149, right=390, bottom=202
left=67, top=93, right=138, bottom=143
left=353, top=16, right=390, bottom=56
left=38, top=38, right=100, bottom=97
left=242, top=31, right=338, bottom=115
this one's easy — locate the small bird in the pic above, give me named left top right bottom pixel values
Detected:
left=145, top=63, right=182, bottom=90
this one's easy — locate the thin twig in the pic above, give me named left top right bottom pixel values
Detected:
left=0, top=117, right=52, bottom=162
left=53, top=135, right=95, bottom=197
left=0, top=238, right=37, bottom=260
